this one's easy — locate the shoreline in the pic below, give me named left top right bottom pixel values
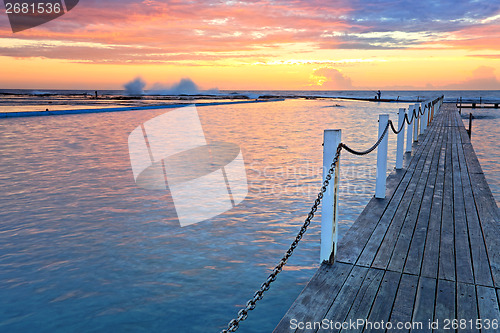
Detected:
left=0, top=95, right=447, bottom=119
left=2, top=94, right=499, bottom=119
left=0, top=98, right=284, bottom=118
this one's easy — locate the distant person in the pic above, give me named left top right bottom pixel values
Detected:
left=377, top=90, right=381, bottom=100
left=95, top=91, right=98, bottom=99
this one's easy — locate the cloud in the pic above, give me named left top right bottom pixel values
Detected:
left=444, top=66, right=500, bottom=90
left=468, top=54, right=500, bottom=59
left=343, top=0, right=500, bottom=33
left=332, top=42, right=404, bottom=50
left=1, top=0, right=500, bottom=63
left=310, top=67, right=353, bottom=89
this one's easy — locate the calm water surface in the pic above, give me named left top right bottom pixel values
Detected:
left=0, top=99, right=498, bottom=332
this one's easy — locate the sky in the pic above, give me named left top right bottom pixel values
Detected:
left=1, top=0, right=500, bottom=90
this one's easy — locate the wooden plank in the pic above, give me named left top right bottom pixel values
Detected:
left=273, top=262, right=353, bottom=333
left=458, top=125, right=470, bottom=144
left=356, top=121, right=442, bottom=268
left=387, top=124, right=441, bottom=273
left=439, top=128, right=456, bottom=282
left=434, top=279, right=456, bottom=333
left=371, top=135, right=435, bottom=270
left=453, top=110, right=472, bottom=145
left=401, top=124, right=444, bottom=274
left=462, top=143, right=484, bottom=174
left=476, top=285, right=500, bottom=326
left=319, top=265, right=369, bottom=333
left=337, top=116, right=441, bottom=266
left=364, top=270, right=402, bottom=333
left=354, top=175, right=411, bottom=268
left=469, top=171, right=500, bottom=288
left=457, top=282, right=479, bottom=333
left=420, top=146, right=445, bottom=279
left=456, top=129, right=494, bottom=287
left=388, top=274, right=419, bottom=333
left=335, top=197, right=394, bottom=265
left=459, top=126, right=471, bottom=145
left=335, top=169, right=408, bottom=265
left=411, top=276, right=437, bottom=333
left=340, top=268, right=385, bottom=333
left=452, top=130, right=474, bottom=284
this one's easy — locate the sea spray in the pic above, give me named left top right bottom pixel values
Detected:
left=124, top=77, right=146, bottom=96
left=123, top=77, right=219, bottom=96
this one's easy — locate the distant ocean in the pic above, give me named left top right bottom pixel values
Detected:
left=1, top=88, right=500, bottom=102
left=0, top=90, right=498, bottom=332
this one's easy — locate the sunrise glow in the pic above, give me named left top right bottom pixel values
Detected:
left=1, top=0, right=500, bottom=90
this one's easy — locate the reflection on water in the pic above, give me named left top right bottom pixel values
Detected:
left=0, top=99, right=497, bottom=332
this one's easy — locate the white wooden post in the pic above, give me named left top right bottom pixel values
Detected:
left=406, top=106, right=414, bottom=153
left=413, top=103, right=419, bottom=142
left=427, top=103, right=431, bottom=125
left=320, top=129, right=341, bottom=264
left=375, top=114, right=389, bottom=199
left=418, top=102, right=425, bottom=135
left=421, top=103, right=428, bottom=133
left=396, top=108, right=405, bottom=169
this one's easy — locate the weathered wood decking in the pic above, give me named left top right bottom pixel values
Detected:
left=275, top=104, right=500, bottom=332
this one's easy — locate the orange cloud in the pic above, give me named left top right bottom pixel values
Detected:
left=310, top=67, right=353, bottom=89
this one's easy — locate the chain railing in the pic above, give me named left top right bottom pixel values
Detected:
left=220, top=143, right=343, bottom=333
left=341, top=121, right=390, bottom=156
left=221, top=95, right=444, bottom=333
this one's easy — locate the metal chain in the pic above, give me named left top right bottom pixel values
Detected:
left=404, top=112, right=413, bottom=125
left=221, top=144, right=343, bottom=333
left=419, top=105, right=427, bottom=115
left=409, top=108, right=418, bottom=124
left=404, top=106, right=423, bottom=125
left=388, top=120, right=402, bottom=134
left=340, top=122, right=390, bottom=156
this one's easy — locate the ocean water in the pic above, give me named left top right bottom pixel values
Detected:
left=0, top=92, right=498, bottom=332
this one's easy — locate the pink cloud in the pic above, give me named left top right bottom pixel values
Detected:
left=445, top=66, right=500, bottom=90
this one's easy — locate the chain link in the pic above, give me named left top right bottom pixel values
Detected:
left=404, top=112, right=413, bottom=125
left=220, top=144, right=343, bottom=333
left=389, top=119, right=405, bottom=134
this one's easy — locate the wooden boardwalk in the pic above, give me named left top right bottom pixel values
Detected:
left=275, top=104, right=500, bottom=332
